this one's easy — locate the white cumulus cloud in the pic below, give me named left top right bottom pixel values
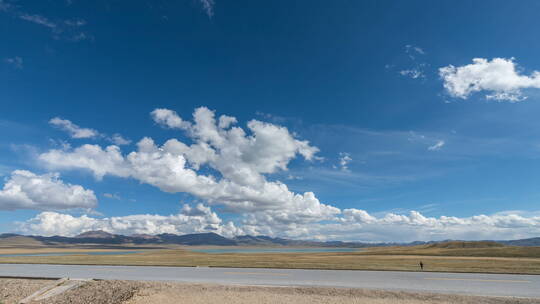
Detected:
left=0, top=170, right=97, bottom=211
left=18, top=203, right=242, bottom=237
left=33, top=107, right=540, bottom=241
left=151, top=108, right=192, bottom=130
left=241, top=209, right=540, bottom=242
left=439, top=57, right=540, bottom=102
left=20, top=206, right=540, bottom=242
left=40, top=107, right=334, bottom=225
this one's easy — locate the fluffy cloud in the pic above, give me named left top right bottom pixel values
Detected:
left=151, top=108, right=192, bottom=130
left=240, top=208, right=540, bottom=242
left=0, top=170, right=97, bottom=211
left=35, top=107, right=540, bottom=241
left=110, top=134, right=131, bottom=146
left=40, top=107, right=334, bottom=225
left=19, top=207, right=540, bottom=242
left=439, top=58, right=540, bottom=102
left=49, top=117, right=99, bottom=139
left=40, top=144, right=130, bottom=180
left=18, top=203, right=242, bottom=237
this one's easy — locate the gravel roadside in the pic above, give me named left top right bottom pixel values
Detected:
left=124, top=283, right=540, bottom=304
left=1, top=279, right=538, bottom=304
left=0, top=279, right=53, bottom=304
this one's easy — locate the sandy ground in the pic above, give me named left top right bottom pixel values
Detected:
left=0, top=279, right=52, bottom=304
left=125, top=283, right=540, bottom=304
left=1, top=279, right=535, bottom=304
left=33, top=280, right=140, bottom=304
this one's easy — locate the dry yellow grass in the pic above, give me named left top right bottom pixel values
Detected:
left=0, top=236, right=45, bottom=248
left=360, top=243, right=540, bottom=258
left=1, top=246, right=540, bottom=274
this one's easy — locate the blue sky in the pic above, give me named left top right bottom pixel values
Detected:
left=1, top=0, right=540, bottom=241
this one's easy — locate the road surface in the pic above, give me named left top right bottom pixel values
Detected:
left=0, top=264, right=538, bottom=298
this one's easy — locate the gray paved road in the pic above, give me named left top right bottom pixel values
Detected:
left=0, top=264, right=539, bottom=298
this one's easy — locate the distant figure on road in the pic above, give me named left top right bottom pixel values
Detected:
left=419, top=261, right=424, bottom=271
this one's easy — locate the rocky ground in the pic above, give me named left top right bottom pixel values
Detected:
left=0, top=279, right=51, bottom=304
left=124, top=283, right=540, bottom=304
left=1, top=279, right=537, bottom=304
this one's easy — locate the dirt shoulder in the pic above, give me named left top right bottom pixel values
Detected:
left=1, top=279, right=535, bottom=304
left=125, top=283, right=539, bottom=304
left=0, top=278, right=53, bottom=304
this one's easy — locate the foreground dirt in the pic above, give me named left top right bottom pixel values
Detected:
left=0, top=279, right=52, bottom=304
left=33, top=280, right=140, bottom=304
left=125, top=283, right=540, bottom=304
left=0, top=280, right=531, bottom=304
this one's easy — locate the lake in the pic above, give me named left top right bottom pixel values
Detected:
left=189, top=248, right=360, bottom=254
left=0, top=251, right=142, bottom=257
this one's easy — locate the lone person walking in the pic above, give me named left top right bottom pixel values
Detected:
left=419, top=261, right=424, bottom=271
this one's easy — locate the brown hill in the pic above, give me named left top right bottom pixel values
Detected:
left=425, top=241, right=505, bottom=249
left=0, top=236, right=44, bottom=247
left=75, top=230, right=117, bottom=239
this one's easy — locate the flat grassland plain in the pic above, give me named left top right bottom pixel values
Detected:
left=1, top=239, right=540, bottom=274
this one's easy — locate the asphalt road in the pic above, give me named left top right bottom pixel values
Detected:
left=0, top=264, right=539, bottom=298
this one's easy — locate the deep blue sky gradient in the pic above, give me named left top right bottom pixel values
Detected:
left=2, top=0, right=540, bottom=232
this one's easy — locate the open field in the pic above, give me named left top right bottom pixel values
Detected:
left=358, top=242, right=540, bottom=258
left=1, top=245, right=540, bottom=274
left=0, top=279, right=537, bottom=304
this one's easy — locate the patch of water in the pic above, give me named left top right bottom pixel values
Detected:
left=189, top=248, right=360, bottom=254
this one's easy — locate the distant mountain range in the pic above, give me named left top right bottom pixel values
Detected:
left=1, top=231, right=539, bottom=247
left=498, top=237, right=540, bottom=247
